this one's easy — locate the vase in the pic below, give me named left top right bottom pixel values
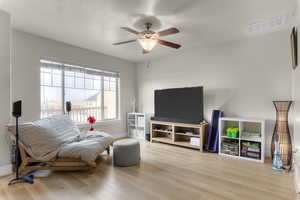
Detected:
left=271, top=101, right=292, bottom=166
left=89, top=124, right=94, bottom=131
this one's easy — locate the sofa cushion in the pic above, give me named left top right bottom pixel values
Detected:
left=8, top=115, right=80, bottom=161
left=33, top=115, right=80, bottom=144
left=58, top=131, right=113, bottom=166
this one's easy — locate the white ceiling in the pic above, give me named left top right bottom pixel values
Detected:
left=0, top=0, right=297, bottom=62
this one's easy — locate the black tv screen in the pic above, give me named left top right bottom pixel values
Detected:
left=152, top=86, right=204, bottom=124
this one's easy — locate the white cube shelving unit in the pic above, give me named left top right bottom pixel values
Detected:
left=127, top=112, right=149, bottom=140
left=219, top=117, right=265, bottom=163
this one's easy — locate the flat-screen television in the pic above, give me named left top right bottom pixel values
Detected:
left=152, top=86, right=203, bottom=124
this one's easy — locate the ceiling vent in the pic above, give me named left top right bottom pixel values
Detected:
left=247, top=15, right=288, bottom=33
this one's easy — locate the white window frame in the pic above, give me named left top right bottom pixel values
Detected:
left=40, top=59, right=120, bottom=123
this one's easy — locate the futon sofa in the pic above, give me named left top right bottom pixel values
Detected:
left=7, top=115, right=114, bottom=173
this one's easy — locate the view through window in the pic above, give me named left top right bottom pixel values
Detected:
left=40, top=60, right=119, bottom=123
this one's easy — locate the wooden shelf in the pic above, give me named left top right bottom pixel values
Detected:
left=151, top=137, right=201, bottom=150
left=152, top=129, right=173, bottom=134
left=152, top=137, right=173, bottom=144
left=175, top=132, right=200, bottom=137
left=174, top=141, right=201, bottom=149
left=151, top=120, right=208, bottom=152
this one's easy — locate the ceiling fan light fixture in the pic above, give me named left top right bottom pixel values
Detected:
left=114, top=23, right=180, bottom=53
left=138, top=38, right=157, bottom=52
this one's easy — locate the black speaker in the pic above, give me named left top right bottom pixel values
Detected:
left=12, top=101, right=22, bottom=117
left=66, top=101, right=71, bottom=113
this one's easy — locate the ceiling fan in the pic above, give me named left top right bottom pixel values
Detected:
left=113, top=23, right=181, bottom=54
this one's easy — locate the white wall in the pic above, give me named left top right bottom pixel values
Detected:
left=293, top=67, right=300, bottom=148
left=11, top=30, right=136, bottom=137
left=292, top=24, right=300, bottom=148
left=0, top=10, right=11, bottom=169
left=137, top=30, right=293, bottom=156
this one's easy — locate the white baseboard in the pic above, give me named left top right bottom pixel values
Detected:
left=0, top=164, right=12, bottom=176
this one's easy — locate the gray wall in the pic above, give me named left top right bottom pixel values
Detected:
left=11, top=30, right=136, bottom=137
left=0, top=10, right=10, bottom=168
left=136, top=30, right=293, bottom=156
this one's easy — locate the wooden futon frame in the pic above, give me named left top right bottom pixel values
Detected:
left=18, top=142, right=110, bottom=174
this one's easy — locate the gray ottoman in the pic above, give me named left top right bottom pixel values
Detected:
left=113, top=139, right=140, bottom=167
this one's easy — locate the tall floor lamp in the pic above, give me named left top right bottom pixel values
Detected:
left=8, top=100, right=34, bottom=185
left=271, top=101, right=293, bottom=167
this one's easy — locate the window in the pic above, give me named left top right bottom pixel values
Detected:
left=40, top=60, right=119, bottom=123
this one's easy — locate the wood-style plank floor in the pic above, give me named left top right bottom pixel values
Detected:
left=0, top=140, right=297, bottom=200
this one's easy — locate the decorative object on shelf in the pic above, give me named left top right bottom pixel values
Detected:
left=87, top=116, right=96, bottom=131
left=8, top=100, right=34, bottom=185
left=272, top=134, right=284, bottom=171
left=206, top=110, right=223, bottom=152
left=226, top=127, right=239, bottom=138
left=291, top=26, right=298, bottom=69
left=271, top=101, right=292, bottom=166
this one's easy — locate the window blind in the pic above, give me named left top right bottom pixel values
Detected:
left=41, top=59, right=120, bottom=78
left=40, top=59, right=120, bottom=122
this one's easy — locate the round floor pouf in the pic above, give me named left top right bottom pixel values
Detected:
left=113, top=139, right=140, bottom=167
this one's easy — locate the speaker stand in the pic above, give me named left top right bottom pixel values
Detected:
left=8, top=175, right=34, bottom=185
left=8, top=116, right=34, bottom=185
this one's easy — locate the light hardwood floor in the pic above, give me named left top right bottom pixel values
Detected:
left=0, top=140, right=297, bottom=200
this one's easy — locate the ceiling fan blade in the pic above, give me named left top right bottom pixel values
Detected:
left=157, top=39, right=181, bottom=49
left=121, top=27, right=139, bottom=35
left=113, top=39, right=137, bottom=45
left=157, top=28, right=179, bottom=37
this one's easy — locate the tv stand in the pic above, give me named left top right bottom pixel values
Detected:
left=150, top=120, right=208, bottom=152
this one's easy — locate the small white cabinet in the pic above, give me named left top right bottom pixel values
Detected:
left=127, top=113, right=149, bottom=140
left=219, top=117, right=265, bottom=163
